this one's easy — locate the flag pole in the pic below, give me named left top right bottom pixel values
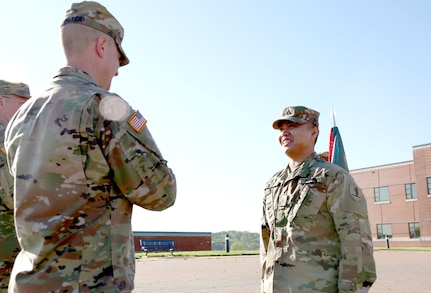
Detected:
left=330, top=105, right=336, bottom=127
left=328, top=106, right=349, bottom=171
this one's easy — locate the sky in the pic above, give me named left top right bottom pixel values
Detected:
left=1, top=0, right=430, bottom=234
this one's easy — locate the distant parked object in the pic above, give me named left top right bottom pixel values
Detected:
left=140, top=239, right=177, bottom=255
left=133, top=231, right=211, bottom=252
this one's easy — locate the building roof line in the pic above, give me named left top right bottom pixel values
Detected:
left=413, top=143, right=431, bottom=149
left=351, top=160, right=413, bottom=172
left=133, top=231, right=212, bottom=236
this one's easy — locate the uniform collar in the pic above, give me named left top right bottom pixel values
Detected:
left=287, top=152, right=318, bottom=180
left=54, top=66, right=96, bottom=85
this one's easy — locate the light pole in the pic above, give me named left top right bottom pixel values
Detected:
left=225, top=234, right=230, bottom=253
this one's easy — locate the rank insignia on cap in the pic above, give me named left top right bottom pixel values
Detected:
left=128, top=111, right=147, bottom=133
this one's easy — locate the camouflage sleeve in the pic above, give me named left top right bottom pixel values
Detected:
left=88, top=94, right=176, bottom=211
left=115, top=116, right=176, bottom=211
left=328, top=172, right=377, bottom=292
left=1, top=124, right=14, bottom=210
left=0, top=151, right=20, bottom=286
left=0, top=154, right=14, bottom=210
left=261, top=188, right=270, bottom=292
left=261, top=193, right=269, bottom=277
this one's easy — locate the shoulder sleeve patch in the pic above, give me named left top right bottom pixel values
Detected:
left=99, top=94, right=130, bottom=121
left=128, top=111, right=147, bottom=133
left=350, top=183, right=363, bottom=201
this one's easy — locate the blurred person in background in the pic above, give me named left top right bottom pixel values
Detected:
left=0, top=80, right=31, bottom=290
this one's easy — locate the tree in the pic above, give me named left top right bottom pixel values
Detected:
left=231, top=242, right=244, bottom=251
left=211, top=230, right=259, bottom=251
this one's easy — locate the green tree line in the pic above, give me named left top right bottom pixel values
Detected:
left=211, top=230, right=259, bottom=251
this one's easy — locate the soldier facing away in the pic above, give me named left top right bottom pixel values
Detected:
left=261, top=106, right=376, bottom=292
left=0, top=80, right=31, bottom=291
left=4, top=1, right=176, bottom=292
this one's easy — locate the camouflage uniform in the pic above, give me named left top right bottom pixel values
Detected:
left=0, top=122, right=20, bottom=291
left=4, top=66, right=176, bottom=292
left=0, top=81, right=30, bottom=291
left=261, top=106, right=376, bottom=292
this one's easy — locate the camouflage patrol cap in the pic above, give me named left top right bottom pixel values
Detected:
left=0, top=80, right=31, bottom=99
left=272, top=106, right=320, bottom=129
left=62, top=1, right=130, bottom=66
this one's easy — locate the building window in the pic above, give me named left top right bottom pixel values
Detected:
left=377, top=223, right=392, bottom=239
left=374, top=186, right=390, bottom=202
left=427, top=177, right=431, bottom=195
left=408, top=222, right=420, bottom=238
left=405, top=183, right=417, bottom=200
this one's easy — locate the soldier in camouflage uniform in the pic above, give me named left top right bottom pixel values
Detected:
left=4, top=2, right=176, bottom=292
left=0, top=81, right=31, bottom=291
left=261, top=106, right=376, bottom=292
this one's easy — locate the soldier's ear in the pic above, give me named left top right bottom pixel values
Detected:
left=95, top=36, right=108, bottom=58
left=311, top=126, right=319, bottom=137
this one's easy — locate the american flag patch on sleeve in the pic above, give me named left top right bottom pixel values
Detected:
left=128, top=111, right=147, bottom=133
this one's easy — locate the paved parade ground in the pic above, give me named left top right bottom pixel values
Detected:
left=134, top=250, right=431, bottom=292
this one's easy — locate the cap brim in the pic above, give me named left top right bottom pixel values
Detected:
left=272, top=118, right=307, bottom=129
left=116, top=40, right=129, bottom=66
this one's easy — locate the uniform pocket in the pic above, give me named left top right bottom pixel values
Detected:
left=291, top=186, right=326, bottom=231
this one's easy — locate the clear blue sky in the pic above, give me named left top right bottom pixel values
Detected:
left=1, top=1, right=430, bottom=233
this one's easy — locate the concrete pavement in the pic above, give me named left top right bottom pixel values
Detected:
left=133, top=250, right=431, bottom=292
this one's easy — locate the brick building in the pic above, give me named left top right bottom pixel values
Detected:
left=351, top=143, right=431, bottom=248
left=133, top=231, right=212, bottom=252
